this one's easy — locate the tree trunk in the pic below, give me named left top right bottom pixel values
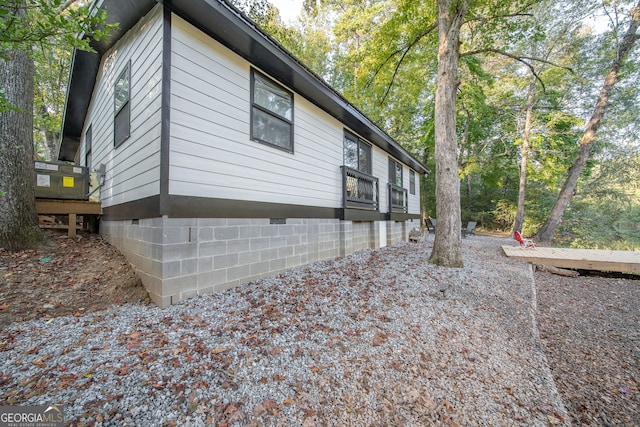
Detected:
left=429, top=0, right=469, bottom=268
left=535, top=2, right=640, bottom=244
left=512, top=69, right=536, bottom=235
left=0, top=44, right=45, bottom=250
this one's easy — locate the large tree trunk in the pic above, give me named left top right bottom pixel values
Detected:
left=429, top=0, right=469, bottom=268
left=0, top=45, right=45, bottom=250
left=512, top=69, right=536, bottom=235
left=535, top=2, right=640, bottom=244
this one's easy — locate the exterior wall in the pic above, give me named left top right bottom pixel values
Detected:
left=91, top=8, right=426, bottom=308
left=169, top=15, right=343, bottom=207
left=79, top=5, right=164, bottom=208
left=103, top=216, right=419, bottom=307
left=372, top=145, right=389, bottom=213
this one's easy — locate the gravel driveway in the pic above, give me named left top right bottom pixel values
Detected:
left=1, top=236, right=570, bottom=426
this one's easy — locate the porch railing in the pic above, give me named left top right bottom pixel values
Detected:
left=341, top=166, right=379, bottom=210
left=388, top=183, right=408, bottom=213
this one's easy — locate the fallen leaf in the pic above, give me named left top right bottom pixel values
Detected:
left=115, top=365, right=129, bottom=376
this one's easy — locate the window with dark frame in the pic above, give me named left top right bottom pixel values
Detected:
left=343, top=131, right=371, bottom=174
left=85, top=125, right=92, bottom=169
left=114, top=61, right=131, bottom=147
left=250, top=69, right=294, bottom=152
left=409, top=170, right=415, bottom=195
left=389, top=157, right=403, bottom=187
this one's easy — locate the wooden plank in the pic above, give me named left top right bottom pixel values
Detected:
left=36, top=199, right=101, bottom=215
left=69, top=213, right=76, bottom=238
left=502, top=245, right=640, bottom=275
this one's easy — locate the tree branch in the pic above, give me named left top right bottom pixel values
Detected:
left=364, top=23, right=437, bottom=101
left=459, top=47, right=573, bottom=92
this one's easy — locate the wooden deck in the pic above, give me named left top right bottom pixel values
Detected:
left=502, top=245, right=640, bottom=275
left=36, top=199, right=101, bottom=237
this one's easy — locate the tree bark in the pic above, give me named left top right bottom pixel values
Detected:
left=512, top=69, right=536, bottom=235
left=0, top=5, right=45, bottom=250
left=429, top=0, right=469, bottom=268
left=535, top=2, right=640, bottom=244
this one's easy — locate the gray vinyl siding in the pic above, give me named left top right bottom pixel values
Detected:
left=79, top=5, right=163, bottom=208
left=169, top=15, right=342, bottom=208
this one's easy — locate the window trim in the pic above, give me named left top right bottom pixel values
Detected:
left=85, top=125, right=92, bottom=169
left=343, top=130, right=372, bottom=175
left=250, top=68, right=294, bottom=153
left=114, top=61, right=131, bottom=148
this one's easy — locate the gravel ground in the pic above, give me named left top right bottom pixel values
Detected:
left=0, top=236, right=569, bottom=426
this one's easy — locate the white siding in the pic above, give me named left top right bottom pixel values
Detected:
left=80, top=5, right=163, bottom=208
left=371, top=146, right=389, bottom=213
left=169, top=15, right=342, bottom=207
left=408, top=168, right=421, bottom=215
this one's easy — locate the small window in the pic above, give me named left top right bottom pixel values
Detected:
left=85, top=125, right=92, bottom=169
left=343, top=131, right=371, bottom=174
left=114, top=62, right=131, bottom=147
left=389, top=158, right=403, bottom=187
left=409, top=170, right=415, bottom=195
left=250, top=69, right=294, bottom=152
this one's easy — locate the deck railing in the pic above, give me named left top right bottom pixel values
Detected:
left=388, top=183, right=408, bottom=213
left=341, top=166, right=379, bottom=210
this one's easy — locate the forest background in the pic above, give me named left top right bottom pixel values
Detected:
left=27, top=0, right=640, bottom=250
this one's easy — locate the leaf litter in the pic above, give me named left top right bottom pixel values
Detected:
left=0, top=232, right=635, bottom=425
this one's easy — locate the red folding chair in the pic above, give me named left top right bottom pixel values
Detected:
left=514, top=231, right=535, bottom=248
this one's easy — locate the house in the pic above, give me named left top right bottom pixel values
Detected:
left=59, top=0, right=429, bottom=307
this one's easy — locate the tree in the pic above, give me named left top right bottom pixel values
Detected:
left=33, top=44, right=70, bottom=161
left=0, top=30, right=40, bottom=250
left=535, top=0, right=640, bottom=244
left=0, top=0, right=110, bottom=251
left=512, top=69, right=536, bottom=235
left=428, top=0, right=470, bottom=267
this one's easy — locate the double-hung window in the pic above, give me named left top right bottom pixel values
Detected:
left=409, top=170, right=415, bottom=195
left=389, top=158, right=403, bottom=187
left=250, top=69, right=294, bottom=152
left=343, top=131, right=371, bottom=174
left=114, top=62, right=131, bottom=147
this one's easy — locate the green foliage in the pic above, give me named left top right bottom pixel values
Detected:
left=248, top=0, right=640, bottom=249
left=0, top=0, right=112, bottom=55
left=1, top=0, right=116, bottom=115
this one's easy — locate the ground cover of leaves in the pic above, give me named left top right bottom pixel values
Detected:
left=535, top=270, right=640, bottom=426
left=0, top=231, right=637, bottom=425
left=0, top=230, right=149, bottom=329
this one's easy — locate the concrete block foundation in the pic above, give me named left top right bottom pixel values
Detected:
left=101, top=216, right=418, bottom=307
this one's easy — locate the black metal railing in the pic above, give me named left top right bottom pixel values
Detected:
left=388, top=183, right=408, bottom=213
left=341, top=166, right=379, bottom=210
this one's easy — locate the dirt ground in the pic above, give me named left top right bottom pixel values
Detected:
left=0, top=229, right=149, bottom=329
left=1, top=230, right=638, bottom=425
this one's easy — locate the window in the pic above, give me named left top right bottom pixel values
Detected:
left=409, top=170, right=415, bottom=195
left=250, top=69, right=294, bottom=152
left=85, top=125, right=92, bottom=169
left=343, top=131, right=371, bottom=174
left=389, top=158, right=403, bottom=187
left=114, top=62, right=131, bottom=147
